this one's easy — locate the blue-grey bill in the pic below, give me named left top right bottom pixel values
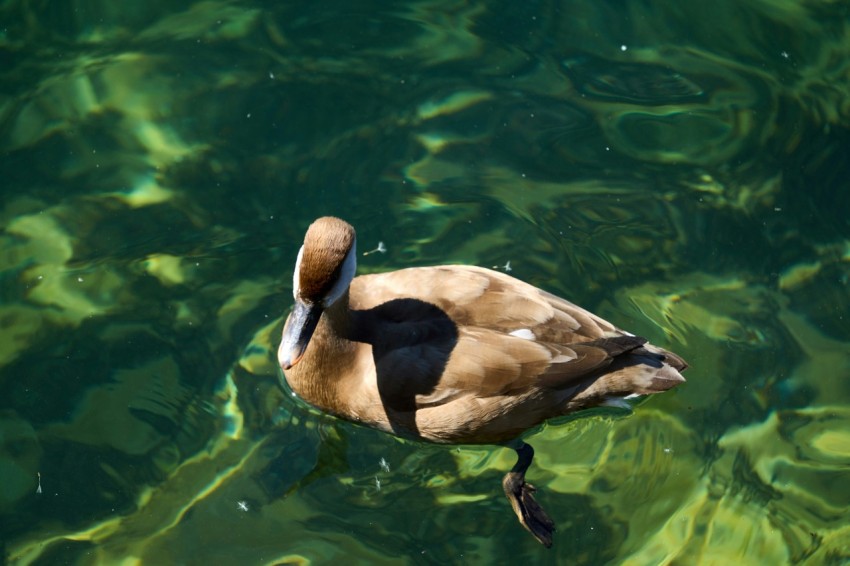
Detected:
left=278, top=299, right=322, bottom=370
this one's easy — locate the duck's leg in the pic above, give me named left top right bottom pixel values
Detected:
left=502, top=440, right=555, bottom=547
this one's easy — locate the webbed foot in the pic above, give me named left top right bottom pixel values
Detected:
left=502, top=442, right=555, bottom=547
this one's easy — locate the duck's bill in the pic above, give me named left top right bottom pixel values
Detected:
left=278, top=300, right=322, bottom=370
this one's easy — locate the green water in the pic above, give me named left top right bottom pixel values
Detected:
left=2, top=0, right=849, bottom=564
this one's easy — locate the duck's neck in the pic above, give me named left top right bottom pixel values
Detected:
left=290, top=290, right=359, bottom=413
left=318, top=291, right=356, bottom=352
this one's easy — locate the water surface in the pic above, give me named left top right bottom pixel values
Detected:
left=1, top=1, right=849, bottom=564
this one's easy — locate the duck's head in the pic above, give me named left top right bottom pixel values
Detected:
left=278, top=217, right=357, bottom=370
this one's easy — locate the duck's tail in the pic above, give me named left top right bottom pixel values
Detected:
left=566, top=337, right=687, bottom=410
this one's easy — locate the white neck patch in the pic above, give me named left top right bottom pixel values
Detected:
left=292, top=245, right=305, bottom=299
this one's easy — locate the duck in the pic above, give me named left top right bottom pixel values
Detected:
left=278, top=216, right=687, bottom=547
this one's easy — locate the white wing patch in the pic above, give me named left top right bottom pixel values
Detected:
left=509, top=328, right=535, bottom=340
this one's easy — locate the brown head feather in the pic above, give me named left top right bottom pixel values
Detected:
left=297, top=217, right=356, bottom=302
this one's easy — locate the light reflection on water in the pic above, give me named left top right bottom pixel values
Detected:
left=1, top=0, right=849, bottom=563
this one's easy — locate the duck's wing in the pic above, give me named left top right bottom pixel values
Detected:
left=352, top=266, right=684, bottom=415
left=432, top=327, right=678, bottom=400
left=352, top=264, right=622, bottom=343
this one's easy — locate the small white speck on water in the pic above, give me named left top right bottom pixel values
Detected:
left=374, top=476, right=382, bottom=491
left=77, top=277, right=83, bottom=282
left=620, top=44, right=628, bottom=51
left=379, top=457, right=390, bottom=472
left=363, top=242, right=387, bottom=256
left=237, top=500, right=249, bottom=512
